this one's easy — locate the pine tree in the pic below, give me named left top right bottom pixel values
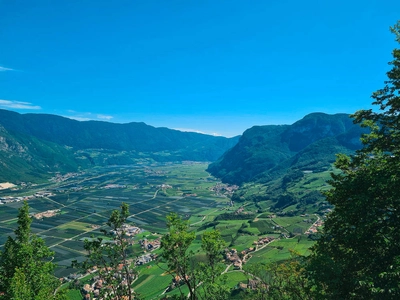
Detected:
left=0, top=201, right=64, bottom=300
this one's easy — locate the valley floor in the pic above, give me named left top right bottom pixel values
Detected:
left=0, top=162, right=319, bottom=299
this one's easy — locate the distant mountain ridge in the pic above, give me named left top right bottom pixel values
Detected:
left=0, top=110, right=368, bottom=185
left=0, top=109, right=238, bottom=154
left=207, top=113, right=367, bottom=184
left=0, top=109, right=239, bottom=182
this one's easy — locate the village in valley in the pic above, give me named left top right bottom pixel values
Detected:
left=0, top=162, right=328, bottom=299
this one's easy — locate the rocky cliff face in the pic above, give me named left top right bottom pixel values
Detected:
left=280, top=113, right=355, bottom=152
left=0, top=125, right=27, bottom=154
left=0, top=124, right=81, bottom=183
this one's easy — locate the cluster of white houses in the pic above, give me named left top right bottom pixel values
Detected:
left=253, top=236, right=275, bottom=246
left=110, top=224, right=141, bottom=237
left=209, top=183, right=239, bottom=197
left=0, top=191, right=54, bottom=204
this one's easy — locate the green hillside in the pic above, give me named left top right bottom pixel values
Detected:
left=0, top=109, right=239, bottom=182
left=0, top=125, right=86, bottom=183
left=0, top=109, right=239, bottom=162
left=208, top=113, right=367, bottom=184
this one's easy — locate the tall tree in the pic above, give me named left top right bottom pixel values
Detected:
left=197, top=230, right=229, bottom=299
left=74, top=203, right=136, bottom=300
left=0, top=201, right=64, bottom=300
left=160, top=213, right=228, bottom=300
left=160, top=213, right=197, bottom=299
left=308, top=21, right=400, bottom=299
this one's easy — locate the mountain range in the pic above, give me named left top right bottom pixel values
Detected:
left=0, top=110, right=366, bottom=185
left=0, top=109, right=238, bottom=182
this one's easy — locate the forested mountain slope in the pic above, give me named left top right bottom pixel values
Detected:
left=0, top=109, right=239, bottom=159
left=0, top=124, right=84, bottom=182
left=208, top=113, right=366, bottom=184
left=0, top=109, right=239, bottom=182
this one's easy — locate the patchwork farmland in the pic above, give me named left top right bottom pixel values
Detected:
left=0, top=163, right=231, bottom=277
left=0, top=162, right=318, bottom=299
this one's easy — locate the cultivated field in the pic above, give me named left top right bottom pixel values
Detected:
left=0, top=162, right=320, bottom=299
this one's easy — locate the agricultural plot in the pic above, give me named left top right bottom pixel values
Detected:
left=134, top=264, right=172, bottom=299
left=225, top=271, right=248, bottom=288
left=0, top=205, right=19, bottom=221
left=0, top=161, right=320, bottom=299
left=65, top=289, right=82, bottom=300
left=250, top=219, right=275, bottom=233
left=273, top=215, right=318, bottom=235
left=57, top=221, right=93, bottom=231
left=41, top=236, right=65, bottom=247
left=52, top=244, right=86, bottom=266
left=0, top=162, right=231, bottom=277
left=246, top=236, right=314, bottom=266
left=234, top=235, right=258, bottom=252
left=288, top=169, right=336, bottom=194
left=79, top=214, right=109, bottom=225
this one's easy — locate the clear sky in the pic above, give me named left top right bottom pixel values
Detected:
left=1, top=1, right=399, bottom=137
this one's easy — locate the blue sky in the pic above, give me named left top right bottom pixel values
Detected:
left=1, top=1, right=399, bottom=137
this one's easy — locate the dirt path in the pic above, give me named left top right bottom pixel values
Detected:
left=305, top=214, right=321, bottom=233
left=190, top=209, right=219, bottom=226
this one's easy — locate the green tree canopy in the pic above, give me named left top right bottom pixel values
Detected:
left=0, top=201, right=64, bottom=300
left=308, top=21, right=400, bottom=299
left=244, top=256, right=311, bottom=300
left=160, top=213, right=228, bottom=300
